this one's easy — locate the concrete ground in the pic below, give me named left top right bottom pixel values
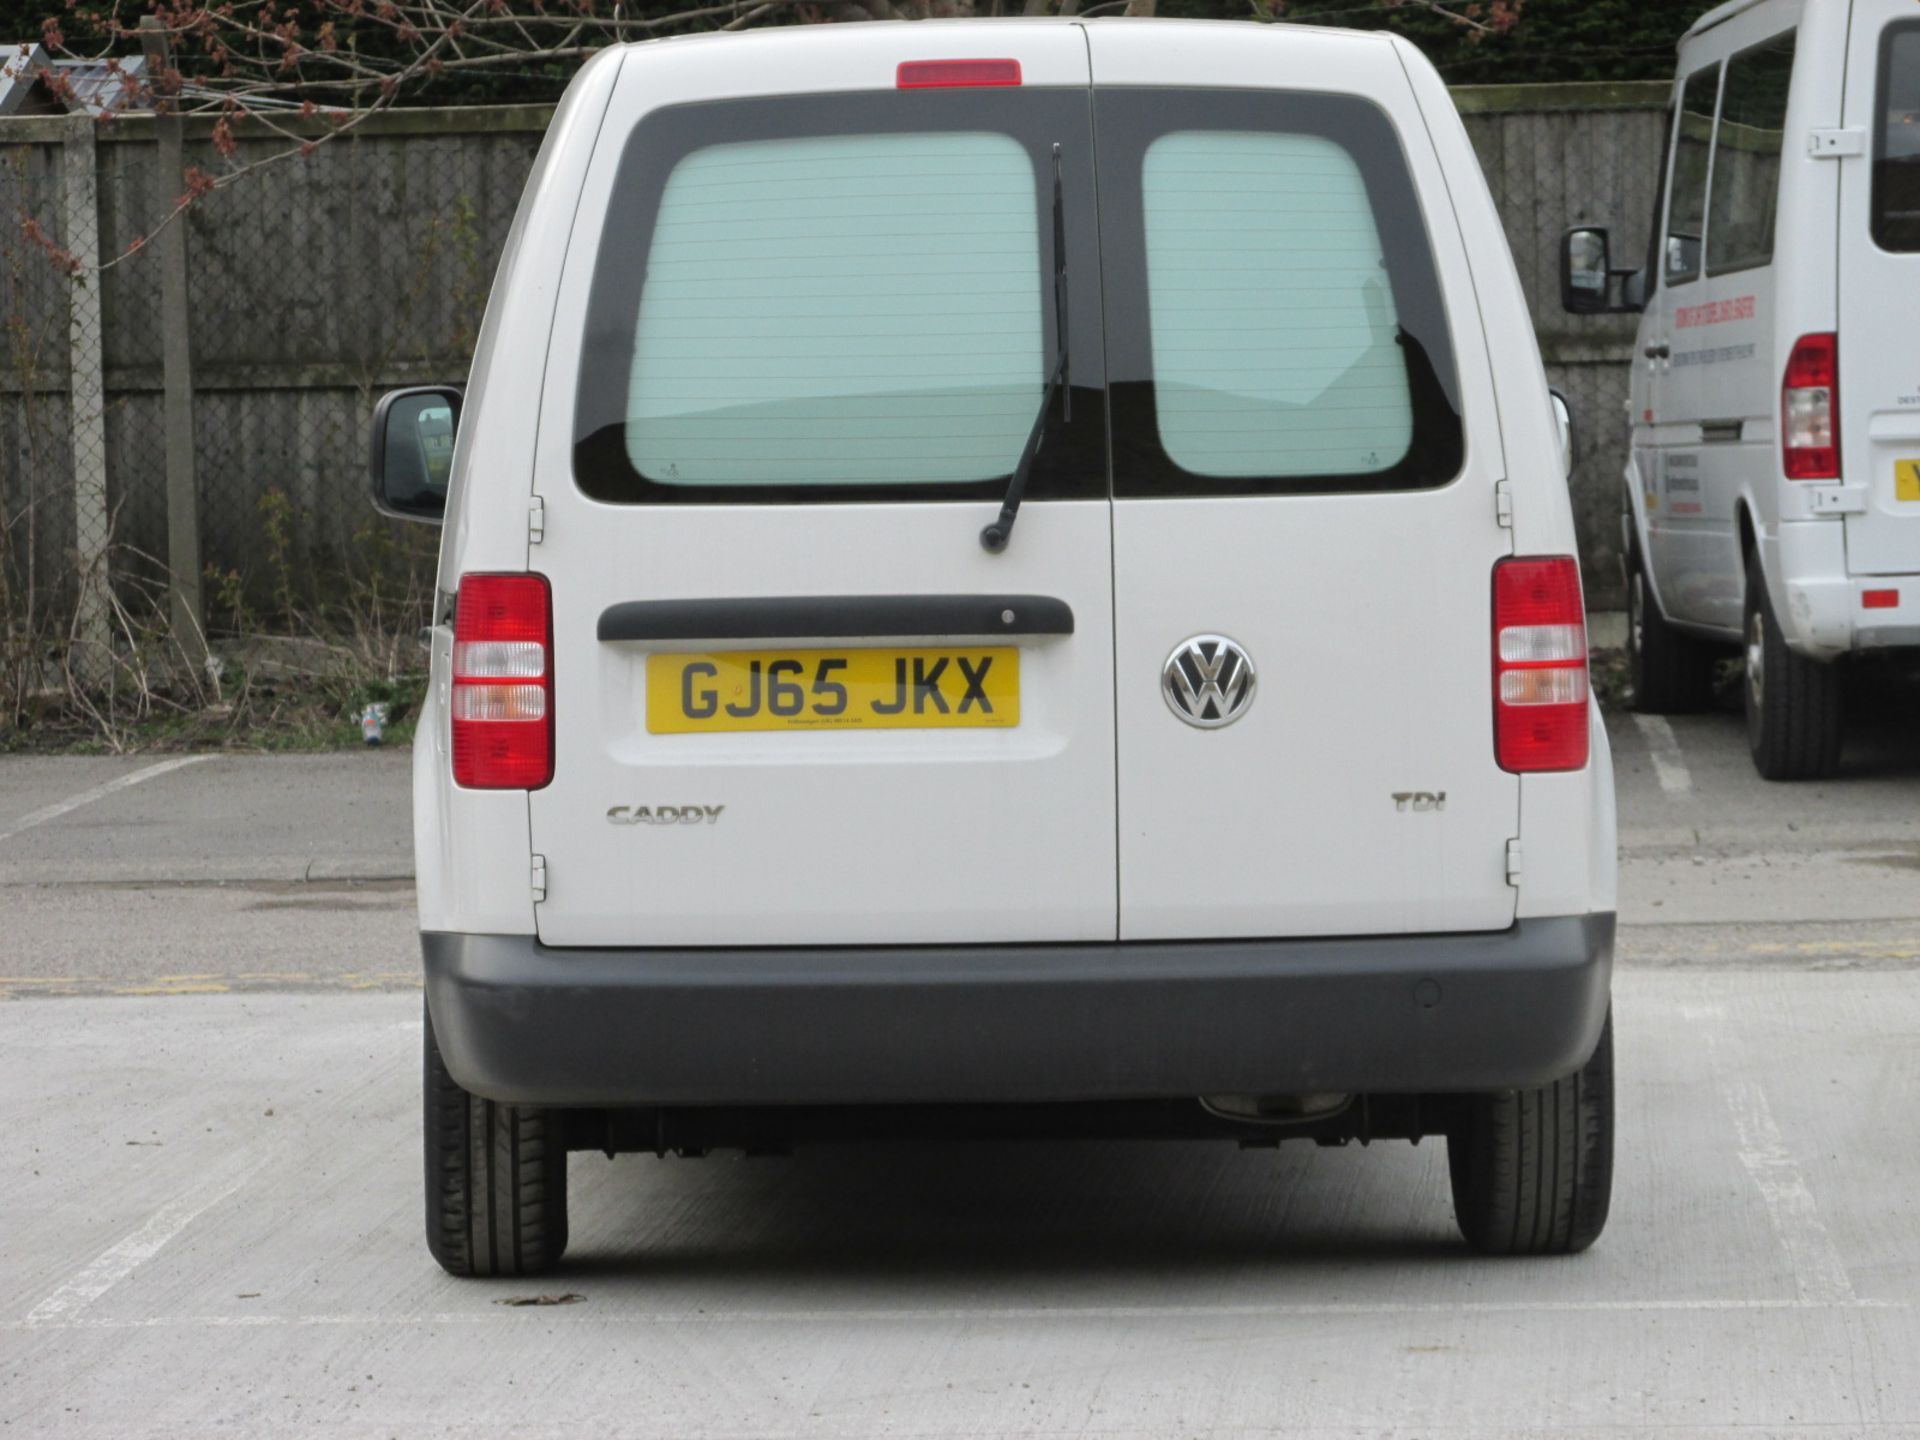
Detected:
left=3, top=697, right=1920, bottom=1437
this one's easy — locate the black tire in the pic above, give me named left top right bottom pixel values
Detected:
left=425, top=1004, right=569, bottom=1277
left=1743, top=553, right=1843, bottom=781
left=1625, top=539, right=1714, bottom=713
left=1447, top=1014, right=1613, bottom=1256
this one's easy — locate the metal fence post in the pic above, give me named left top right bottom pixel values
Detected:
left=61, top=114, right=112, bottom=686
left=141, top=18, right=207, bottom=670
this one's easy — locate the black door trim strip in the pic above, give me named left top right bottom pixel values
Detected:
left=598, top=595, right=1075, bottom=643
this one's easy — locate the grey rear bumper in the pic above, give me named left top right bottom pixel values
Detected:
left=423, top=916, right=1613, bottom=1107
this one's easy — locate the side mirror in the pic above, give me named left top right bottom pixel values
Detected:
left=369, top=386, right=460, bottom=524
left=1562, top=226, right=1611, bottom=312
left=1559, top=225, right=1643, bottom=315
left=1549, top=388, right=1577, bottom=482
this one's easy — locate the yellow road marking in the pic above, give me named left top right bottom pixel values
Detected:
left=1, top=973, right=422, bottom=998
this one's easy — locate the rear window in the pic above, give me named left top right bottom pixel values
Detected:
left=1095, top=89, right=1462, bottom=498
left=1140, top=131, right=1412, bottom=480
left=1707, top=31, right=1794, bottom=275
left=627, top=133, right=1039, bottom=488
left=1875, top=21, right=1920, bottom=253
left=573, top=91, right=1105, bottom=506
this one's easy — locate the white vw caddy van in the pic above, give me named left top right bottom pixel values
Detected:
left=1563, top=0, right=1920, bottom=780
left=371, top=18, right=1617, bottom=1276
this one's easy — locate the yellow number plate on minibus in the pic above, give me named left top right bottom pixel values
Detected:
left=646, top=648, right=1019, bottom=734
left=1897, top=459, right=1920, bottom=503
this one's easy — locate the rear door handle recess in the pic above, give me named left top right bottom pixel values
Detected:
left=597, top=595, right=1076, bottom=644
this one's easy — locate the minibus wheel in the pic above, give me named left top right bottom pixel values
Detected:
left=1625, top=540, right=1713, bottom=713
left=1743, top=554, right=1843, bottom=781
left=1447, top=1014, right=1613, bottom=1255
left=424, top=1005, right=569, bottom=1277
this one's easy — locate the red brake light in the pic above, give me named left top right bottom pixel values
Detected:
left=1782, top=332, right=1838, bottom=480
left=896, top=59, right=1022, bottom=89
left=1494, top=557, right=1589, bottom=773
left=1863, top=589, right=1899, bottom=610
left=451, top=573, right=553, bottom=790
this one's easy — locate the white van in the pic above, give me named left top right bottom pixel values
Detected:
left=1563, top=0, right=1920, bottom=779
left=371, top=18, right=1617, bottom=1276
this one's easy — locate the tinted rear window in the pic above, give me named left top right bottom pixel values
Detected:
left=573, top=91, right=1105, bottom=507
left=1141, top=131, right=1413, bottom=479
left=1875, top=21, right=1920, bottom=252
left=1095, top=89, right=1462, bottom=498
left=627, top=133, right=1040, bottom=488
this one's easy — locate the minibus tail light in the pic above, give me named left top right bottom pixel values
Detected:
left=1494, top=557, right=1589, bottom=773
left=1782, top=332, right=1838, bottom=480
left=896, top=59, right=1022, bottom=88
left=451, top=573, right=553, bottom=789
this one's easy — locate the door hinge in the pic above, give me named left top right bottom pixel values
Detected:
left=1504, top=838, right=1523, bottom=887
left=527, top=496, right=546, bottom=545
left=1808, top=127, right=1865, bottom=158
left=1495, top=479, right=1514, bottom=529
left=530, top=853, right=547, bottom=904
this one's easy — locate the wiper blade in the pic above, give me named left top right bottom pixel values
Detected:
left=981, top=143, right=1070, bottom=555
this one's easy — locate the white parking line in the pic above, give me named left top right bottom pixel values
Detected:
left=8, top=1295, right=1908, bottom=1333
left=1631, top=714, right=1694, bottom=796
left=1683, top=1004, right=1856, bottom=1305
left=0, top=755, right=215, bottom=845
left=24, top=1151, right=269, bottom=1327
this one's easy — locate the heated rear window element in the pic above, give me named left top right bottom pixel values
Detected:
left=1875, top=22, right=1920, bottom=253
left=1142, top=131, right=1411, bottom=479
left=1095, top=89, right=1462, bottom=498
left=1707, top=30, right=1794, bottom=275
left=573, top=90, right=1105, bottom=507
left=626, top=133, right=1041, bottom=488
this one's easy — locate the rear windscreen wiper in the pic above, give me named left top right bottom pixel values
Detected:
left=981, top=144, right=1070, bottom=555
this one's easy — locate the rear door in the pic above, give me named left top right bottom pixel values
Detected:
left=1841, top=8, right=1920, bottom=575
left=1086, top=30, right=1519, bottom=940
left=528, top=31, right=1115, bottom=947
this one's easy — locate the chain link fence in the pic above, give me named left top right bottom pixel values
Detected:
left=2, top=132, right=85, bottom=642
left=177, top=115, right=542, bottom=626
left=1459, top=82, right=1671, bottom=610
left=2, top=84, right=1666, bottom=728
left=3, top=106, right=548, bottom=734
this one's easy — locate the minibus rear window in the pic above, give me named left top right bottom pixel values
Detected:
left=1874, top=22, right=1920, bottom=253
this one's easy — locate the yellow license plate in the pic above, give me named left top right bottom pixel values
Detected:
left=1897, top=459, right=1920, bottom=503
left=646, top=648, right=1019, bottom=733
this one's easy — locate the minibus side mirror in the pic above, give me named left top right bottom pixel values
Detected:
left=1559, top=226, right=1643, bottom=315
left=369, top=386, right=460, bottom=525
left=1549, top=388, right=1577, bottom=482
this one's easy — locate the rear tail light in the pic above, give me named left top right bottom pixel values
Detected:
left=896, top=59, right=1022, bottom=89
left=451, top=573, right=552, bottom=789
left=1494, top=557, right=1589, bottom=773
left=1782, top=332, right=1838, bottom=480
